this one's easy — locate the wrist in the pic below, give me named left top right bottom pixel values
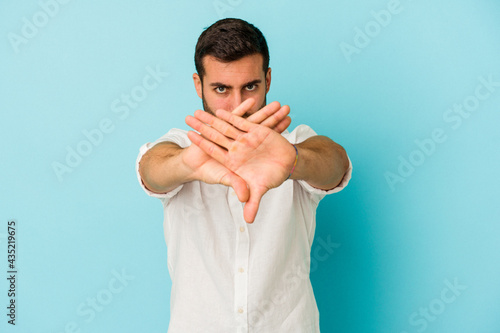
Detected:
left=180, top=146, right=202, bottom=183
left=286, top=144, right=299, bottom=180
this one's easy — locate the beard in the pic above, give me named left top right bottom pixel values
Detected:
left=202, top=92, right=267, bottom=118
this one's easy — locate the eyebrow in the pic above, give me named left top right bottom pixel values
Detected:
left=209, top=79, right=262, bottom=89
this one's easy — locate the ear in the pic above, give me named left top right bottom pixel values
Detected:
left=193, top=73, right=203, bottom=99
left=265, top=68, right=271, bottom=93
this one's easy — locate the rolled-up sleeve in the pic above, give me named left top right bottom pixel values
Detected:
left=285, top=124, right=353, bottom=203
left=135, top=129, right=192, bottom=201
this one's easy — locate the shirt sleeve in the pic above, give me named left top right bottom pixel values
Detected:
left=285, top=124, right=353, bottom=204
left=135, top=128, right=191, bottom=201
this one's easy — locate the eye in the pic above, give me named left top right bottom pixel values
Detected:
left=215, top=86, right=226, bottom=93
left=245, top=84, right=256, bottom=91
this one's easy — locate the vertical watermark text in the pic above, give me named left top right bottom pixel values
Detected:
left=5, top=219, right=18, bottom=325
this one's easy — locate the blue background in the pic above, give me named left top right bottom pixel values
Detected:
left=1, top=0, right=499, bottom=332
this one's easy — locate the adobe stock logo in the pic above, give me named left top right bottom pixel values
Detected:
left=339, top=0, right=404, bottom=63
left=52, top=65, right=169, bottom=182
left=247, top=235, right=341, bottom=330
left=400, top=277, right=467, bottom=333
left=213, top=0, right=243, bottom=19
left=385, top=74, right=500, bottom=192
left=339, top=0, right=427, bottom=63
left=56, top=268, right=135, bottom=333
left=7, top=0, right=72, bottom=54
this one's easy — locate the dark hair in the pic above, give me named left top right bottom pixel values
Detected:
left=194, top=18, right=270, bottom=80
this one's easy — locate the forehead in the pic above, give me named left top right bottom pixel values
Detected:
left=202, top=54, right=264, bottom=84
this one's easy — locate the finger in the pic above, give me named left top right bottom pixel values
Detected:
left=186, top=115, right=234, bottom=149
left=193, top=110, right=242, bottom=140
left=246, top=101, right=281, bottom=124
left=223, top=173, right=249, bottom=203
left=243, top=198, right=258, bottom=224
left=215, top=109, right=255, bottom=133
left=231, top=98, right=256, bottom=117
left=187, top=130, right=228, bottom=165
left=243, top=186, right=267, bottom=223
left=259, top=105, right=290, bottom=129
left=273, top=116, right=292, bottom=134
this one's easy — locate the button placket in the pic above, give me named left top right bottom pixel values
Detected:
left=229, top=189, right=250, bottom=331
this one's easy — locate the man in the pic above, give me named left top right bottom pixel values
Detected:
left=136, top=18, right=352, bottom=332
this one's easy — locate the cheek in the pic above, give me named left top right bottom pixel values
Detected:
left=204, top=93, right=230, bottom=111
left=211, top=97, right=230, bottom=110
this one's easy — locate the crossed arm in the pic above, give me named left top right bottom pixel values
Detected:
left=139, top=98, right=349, bottom=223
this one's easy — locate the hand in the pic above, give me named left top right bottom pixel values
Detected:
left=234, top=100, right=292, bottom=134
left=182, top=99, right=292, bottom=203
left=185, top=106, right=296, bottom=223
left=181, top=143, right=250, bottom=202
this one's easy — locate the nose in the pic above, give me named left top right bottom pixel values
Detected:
left=229, top=91, right=243, bottom=112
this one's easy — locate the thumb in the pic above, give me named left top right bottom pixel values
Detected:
left=221, top=172, right=249, bottom=203
left=243, top=185, right=268, bottom=223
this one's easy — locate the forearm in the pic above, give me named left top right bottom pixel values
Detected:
left=138, top=142, right=194, bottom=194
left=291, top=135, right=349, bottom=190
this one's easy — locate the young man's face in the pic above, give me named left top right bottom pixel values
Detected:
left=193, top=54, right=271, bottom=117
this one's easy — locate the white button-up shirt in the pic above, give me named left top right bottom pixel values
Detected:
left=136, top=125, right=352, bottom=333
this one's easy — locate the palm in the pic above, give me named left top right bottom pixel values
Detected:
left=183, top=144, right=225, bottom=183
left=186, top=109, right=295, bottom=223
left=185, top=99, right=290, bottom=188
left=182, top=143, right=249, bottom=202
left=227, top=126, right=292, bottom=190
left=227, top=126, right=295, bottom=221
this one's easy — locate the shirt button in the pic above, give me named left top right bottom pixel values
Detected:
left=239, top=226, right=245, bottom=232
left=238, top=267, right=244, bottom=273
left=238, top=307, right=244, bottom=314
